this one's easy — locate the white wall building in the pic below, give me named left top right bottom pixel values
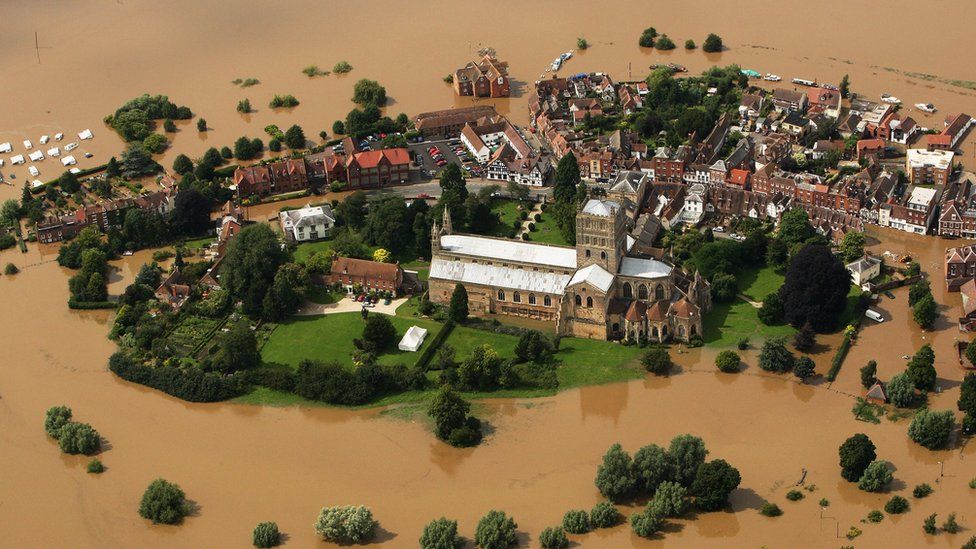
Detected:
left=279, top=204, right=335, bottom=242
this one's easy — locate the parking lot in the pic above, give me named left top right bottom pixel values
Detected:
left=406, top=138, right=482, bottom=180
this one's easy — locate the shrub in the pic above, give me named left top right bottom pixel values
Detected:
left=655, top=35, right=676, bottom=50
left=908, top=409, right=954, bottom=449
left=857, top=460, right=893, bottom=492
left=715, top=350, right=740, bottom=372
left=759, top=337, right=794, bottom=372
left=539, top=526, right=568, bottom=549
left=44, top=405, right=73, bottom=438
left=944, top=513, right=960, bottom=534
left=419, top=517, right=460, bottom=549
left=649, top=481, right=688, bottom=517
left=561, top=509, right=590, bottom=534
left=632, top=443, right=672, bottom=494
left=138, top=478, right=190, bottom=525
left=668, top=434, right=708, bottom=487
left=884, top=495, right=909, bottom=514
left=576, top=37, right=588, bottom=50
left=691, top=459, right=740, bottom=511
left=923, top=513, right=937, bottom=534
left=913, top=483, right=933, bottom=498
left=819, top=498, right=830, bottom=507
left=737, top=337, right=749, bottom=350
left=589, top=501, right=620, bottom=528
left=964, top=536, right=976, bottom=549
left=860, top=360, right=878, bottom=389
left=474, top=510, right=517, bottom=549
left=630, top=507, right=663, bottom=538
left=197, top=118, right=207, bottom=131
left=87, top=458, right=105, bottom=474
left=639, top=27, right=658, bottom=48
left=785, top=489, right=804, bottom=501
left=970, top=477, right=976, bottom=489
left=760, top=502, right=782, bottom=517
left=57, top=422, right=101, bottom=454
left=595, top=443, right=635, bottom=501
left=888, top=372, right=924, bottom=408
left=867, top=510, right=884, bottom=523
left=641, top=346, right=671, bottom=375
left=684, top=39, right=696, bottom=50
left=333, top=61, right=353, bottom=74
left=252, top=521, right=280, bottom=548
left=794, top=356, right=816, bottom=380
left=846, top=526, right=862, bottom=540
left=314, top=505, right=377, bottom=544
left=702, top=33, right=723, bottom=53
left=838, top=433, right=876, bottom=482
left=4, top=263, right=18, bottom=275
left=362, top=314, right=396, bottom=351
left=269, top=94, right=300, bottom=108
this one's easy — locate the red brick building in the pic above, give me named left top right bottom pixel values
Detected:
left=344, top=149, right=411, bottom=188
left=454, top=55, right=510, bottom=98
left=234, top=158, right=309, bottom=198
left=325, top=256, right=404, bottom=295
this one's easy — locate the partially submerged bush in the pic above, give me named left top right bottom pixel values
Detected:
left=139, top=478, right=190, bottom=525
left=252, top=521, right=280, bottom=548
left=314, top=505, right=376, bottom=544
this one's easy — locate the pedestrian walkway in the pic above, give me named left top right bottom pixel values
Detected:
left=518, top=201, right=543, bottom=238
left=295, top=295, right=408, bottom=317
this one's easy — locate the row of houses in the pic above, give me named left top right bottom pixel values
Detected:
left=36, top=185, right=177, bottom=244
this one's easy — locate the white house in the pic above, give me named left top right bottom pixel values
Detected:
left=846, top=255, right=882, bottom=286
left=279, top=204, right=335, bottom=242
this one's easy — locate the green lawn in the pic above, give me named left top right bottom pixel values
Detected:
left=182, top=236, right=215, bottom=250
left=486, top=198, right=526, bottom=238
left=261, top=312, right=443, bottom=368
left=526, top=211, right=571, bottom=246
left=704, top=265, right=793, bottom=347
left=736, top=266, right=785, bottom=301
left=305, top=286, right=342, bottom=304
left=293, top=240, right=335, bottom=263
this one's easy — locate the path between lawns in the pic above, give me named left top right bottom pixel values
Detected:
left=295, top=296, right=408, bottom=317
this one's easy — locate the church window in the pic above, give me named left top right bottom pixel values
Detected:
left=544, top=295, right=552, bottom=307
left=638, top=284, right=648, bottom=300
left=497, top=290, right=505, bottom=301
left=655, top=284, right=665, bottom=300
left=575, top=294, right=582, bottom=306
left=623, top=282, right=633, bottom=298
left=586, top=296, right=593, bottom=307
left=514, top=292, right=521, bottom=303
left=528, top=294, right=536, bottom=305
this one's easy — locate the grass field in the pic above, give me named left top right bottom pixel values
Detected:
left=526, top=210, right=571, bottom=246
left=261, top=312, right=443, bottom=368
left=293, top=240, right=335, bottom=263
left=737, top=266, right=784, bottom=301
left=704, top=265, right=794, bottom=347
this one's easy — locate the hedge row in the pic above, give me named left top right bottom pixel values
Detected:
left=825, top=333, right=852, bottom=382
left=414, top=320, right=455, bottom=370
left=68, top=299, right=117, bottom=310
left=108, top=352, right=246, bottom=402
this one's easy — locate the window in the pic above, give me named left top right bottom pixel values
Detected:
left=655, top=284, right=665, bottom=300
left=638, top=284, right=648, bottom=300
left=514, top=292, right=521, bottom=303
left=497, top=290, right=505, bottom=301
left=585, top=249, right=591, bottom=258
left=544, top=295, right=552, bottom=307
left=601, top=251, right=607, bottom=261
left=586, top=296, right=593, bottom=307
left=575, top=295, right=582, bottom=306
left=528, top=294, right=536, bottom=305
left=623, top=282, right=633, bottom=298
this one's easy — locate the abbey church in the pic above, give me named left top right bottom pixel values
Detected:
left=427, top=197, right=711, bottom=342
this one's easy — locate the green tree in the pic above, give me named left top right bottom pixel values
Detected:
left=314, top=505, right=377, bottom=543
left=860, top=360, right=878, bottom=389
left=839, top=433, right=876, bottom=482
left=171, top=188, right=212, bottom=236
left=352, top=79, right=387, bottom=106
left=668, top=434, right=708, bottom=487
left=909, top=279, right=932, bottom=307
left=143, top=133, right=168, bottom=154
left=839, top=231, right=865, bottom=262
left=419, top=517, right=460, bottom=549
left=702, top=33, right=723, bottom=53
left=923, top=513, right=937, bottom=535
left=839, top=74, right=851, bottom=98
left=857, top=460, right=893, bottom=492
left=474, top=510, right=517, bottom=549
left=779, top=244, right=851, bottom=331
left=715, top=350, right=741, bottom=373
left=553, top=152, right=581, bottom=204
left=959, top=372, right=976, bottom=415
left=884, top=495, right=909, bottom=514
left=758, top=337, right=795, bottom=373
left=457, top=344, right=502, bottom=390
left=252, top=521, right=280, bottom=548
left=448, top=283, right=469, bottom=322
left=908, top=409, right=954, bottom=450
left=427, top=386, right=470, bottom=440
left=650, top=481, right=688, bottom=517
left=793, top=356, right=815, bottom=381
left=684, top=39, right=696, bottom=50
left=284, top=124, right=306, bottom=149
left=641, top=347, right=671, bottom=375
left=197, top=118, right=207, bottom=131
left=766, top=237, right=788, bottom=267
left=691, top=459, right=741, bottom=511
left=711, top=272, right=738, bottom=302
left=138, top=478, right=190, bottom=525
left=173, top=153, right=193, bottom=175
left=906, top=344, right=937, bottom=391
left=237, top=98, right=252, bottom=114
left=363, top=194, right=410, bottom=255
left=121, top=143, right=161, bottom=179
left=222, top=224, right=289, bottom=315
left=262, top=263, right=308, bottom=321
left=57, top=171, right=81, bottom=194
left=912, top=294, right=937, bottom=329
left=57, top=422, right=100, bottom=455
left=793, top=322, right=816, bottom=352
left=888, top=372, right=924, bottom=408
left=758, top=293, right=784, bottom=325
left=943, top=513, right=960, bottom=534
left=362, top=314, right=397, bottom=352
left=589, top=501, right=621, bottom=528
left=631, top=443, right=672, bottom=494
left=538, top=526, right=568, bottom=549
left=44, top=405, right=73, bottom=438
left=213, top=322, right=260, bottom=373
left=778, top=208, right=815, bottom=247
left=561, top=509, right=590, bottom=534
left=234, top=136, right=256, bottom=160
left=336, top=190, right=368, bottom=229
left=655, top=34, right=676, bottom=50
left=630, top=506, right=663, bottom=538
left=595, top=443, right=636, bottom=502
left=638, top=27, right=658, bottom=47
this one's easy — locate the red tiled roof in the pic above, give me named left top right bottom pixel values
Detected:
left=348, top=148, right=410, bottom=169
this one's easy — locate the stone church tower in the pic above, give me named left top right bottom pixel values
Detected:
left=575, top=200, right=628, bottom=273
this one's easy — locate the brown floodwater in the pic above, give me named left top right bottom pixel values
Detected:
left=2, top=229, right=976, bottom=548
left=3, top=2, right=976, bottom=547
left=1, top=0, right=975, bottom=200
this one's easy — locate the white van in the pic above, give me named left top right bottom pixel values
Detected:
left=865, top=309, right=884, bottom=322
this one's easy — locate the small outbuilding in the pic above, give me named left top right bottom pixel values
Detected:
left=398, top=325, right=428, bottom=352
left=865, top=381, right=888, bottom=404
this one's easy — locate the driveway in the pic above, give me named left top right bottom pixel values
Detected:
left=295, top=296, right=408, bottom=317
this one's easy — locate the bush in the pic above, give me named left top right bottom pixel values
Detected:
left=589, top=501, right=621, bottom=528
left=857, top=460, right=893, bottom=492
left=419, top=517, right=460, bottom=549
left=138, top=478, right=190, bottom=525
left=252, top=521, right=281, bottom=548
left=87, top=458, right=105, bottom=474
left=884, top=495, right=909, bottom=514
left=923, top=513, right=937, bottom=534
left=630, top=507, right=663, bottom=538
left=641, top=347, right=671, bottom=375
left=715, top=350, right=741, bottom=373
left=908, top=409, right=954, bottom=449
left=57, top=422, right=101, bottom=454
left=760, top=502, right=782, bottom=517
left=362, top=314, right=396, bottom=351
left=632, top=443, right=672, bottom=494
left=785, top=489, right=804, bottom=501
left=333, top=61, right=353, bottom=74
left=758, top=293, right=783, bottom=324
left=314, top=505, right=377, bottom=544
left=888, top=372, right=923, bottom=408
left=109, top=352, right=245, bottom=403
left=684, top=39, right=696, bottom=49
left=867, top=509, right=884, bottom=523
left=691, top=459, right=740, bottom=511
left=649, top=481, right=688, bottom=517
left=702, top=33, right=723, bottom=53
left=44, top=405, right=73, bottom=438
left=639, top=27, right=658, bottom=48
left=595, top=443, right=635, bottom=502
left=944, top=513, right=960, bottom=534
left=538, top=526, right=568, bottom=549
left=913, top=483, right=933, bottom=498
left=561, top=509, right=590, bottom=534
left=759, top=337, right=794, bottom=372
left=474, top=510, right=517, bottom=549
left=4, top=263, right=18, bottom=275
left=737, top=337, right=749, bottom=350
left=793, top=356, right=816, bottom=381
left=655, top=35, right=676, bottom=50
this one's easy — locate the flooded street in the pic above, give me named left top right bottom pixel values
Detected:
left=2, top=229, right=975, bottom=548
left=2, top=1, right=976, bottom=547
left=1, top=0, right=976, bottom=199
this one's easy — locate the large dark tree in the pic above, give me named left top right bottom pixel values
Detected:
left=171, top=188, right=212, bottom=236
left=448, top=283, right=469, bottom=322
left=778, top=244, right=850, bottom=332
left=553, top=152, right=581, bottom=204
left=777, top=208, right=815, bottom=247
left=363, top=194, right=410, bottom=255
left=222, top=224, right=289, bottom=315
left=335, top=191, right=368, bottom=229
left=438, top=163, right=468, bottom=228
left=213, top=322, right=260, bottom=373
left=262, top=263, right=308, bottom=321
left=284, top=124, right=306, bottom=149
left=691, top=459, right=740, bottom=511
left=838, top=433, right=876, bottom=482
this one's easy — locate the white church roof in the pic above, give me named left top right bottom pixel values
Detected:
left=439, top=234, right=577, bottom=269
left=429, top=259, right=571, bottom=295
left=581, top=199, right=620, bottom=217
left=619, top=257, right=672, bottom=279
left=568, top=264, right=615, bottom=292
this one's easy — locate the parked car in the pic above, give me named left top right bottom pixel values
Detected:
left=436, top=159, right=448, bottom=166
left=713, top=226, right=725, bottom=233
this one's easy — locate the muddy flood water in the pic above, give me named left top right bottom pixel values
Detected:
left=2, top=0, right=976, bottom=197
left=1, top=227, right=975, bottom=549
left=3, top=2, right=976, bottom=547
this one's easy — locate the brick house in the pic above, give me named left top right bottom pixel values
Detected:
left=325, top=256, right=404, bottom=295
left=345, top=148, right=410, bottom=188
left=414, top=106, right=499, bottom=138
left=906, top=148, right=953, bottom=186
left=453, top=55, right=510, bottom=98
left=234, top=158, right=309, bottom=198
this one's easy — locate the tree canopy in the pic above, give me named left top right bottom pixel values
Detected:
left=778, top=244, right=851, bottom=331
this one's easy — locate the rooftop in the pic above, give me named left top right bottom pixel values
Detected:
left=906, top=148, right=953, bottom=170
left=568, top=264, right=615, bottom=292
left=439, top=234, right=577, bottom=269
left=429, top=259, right=571, bottom=295
left=619, top=257, right=672, bottom=279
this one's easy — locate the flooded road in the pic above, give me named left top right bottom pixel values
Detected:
left=2, top=229, right=976, bottom=548
left=1, top=0, right=975, bottom=198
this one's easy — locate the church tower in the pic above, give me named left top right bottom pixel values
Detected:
left=431, top=206, right=452, bottom=254
left=575, top=199, right=628, bottom=273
